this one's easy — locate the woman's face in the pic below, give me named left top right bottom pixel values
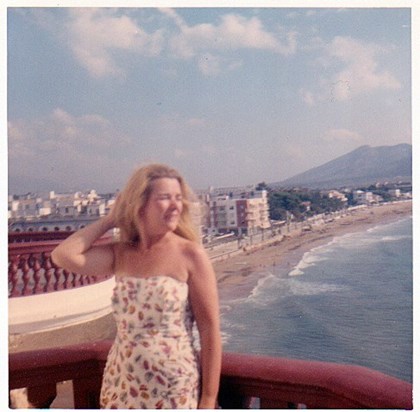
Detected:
left=140, top=177, right=183, bottom=235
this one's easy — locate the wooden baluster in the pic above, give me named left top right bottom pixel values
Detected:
left=63, top=269, right=72, bottom=289
left=8, top=255, right=21, bottom=297
left=44, top=256, right=55, bottom=293
left=20, top=256, right=32, bottom=296
left=72, top=273, right=80, bottom=288
left=54, top=267, right=63, bottom=291
left=70, top=271, right=77, bottom=288
left=27, top=254, right=36, bottom=294
left=39, top=252, right=49, bottom=293
left=33, top=256, right=43, bottom=294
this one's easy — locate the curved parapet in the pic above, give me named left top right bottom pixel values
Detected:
left=9, top=277, right=115, bottom=335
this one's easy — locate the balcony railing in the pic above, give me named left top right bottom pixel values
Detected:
left=8, top=233, right=112, bottom=297
left=9, top=340, right=412, bottom=409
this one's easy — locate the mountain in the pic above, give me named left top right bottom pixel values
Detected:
left=274, top=144, right=412, bottom=189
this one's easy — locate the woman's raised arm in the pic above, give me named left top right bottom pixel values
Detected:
left=51, top=213, right=116, bottom=277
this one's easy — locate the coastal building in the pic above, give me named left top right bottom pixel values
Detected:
left=204, top=186, right=270, bottom=236
left=388, top=189, right=401, bottom=198
left=324, top=190, right=348, bottom=203
left=352, top=190, right=374, bottom=205
left=8, top=190, right=114, bottom=232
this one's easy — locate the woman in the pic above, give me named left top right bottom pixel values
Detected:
left=51, top=164, right=222, bottom=409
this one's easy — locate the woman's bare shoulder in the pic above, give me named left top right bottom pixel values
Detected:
left=176, top=238, right=211, bottom=275
left=177, top=236, right=204, bottom=255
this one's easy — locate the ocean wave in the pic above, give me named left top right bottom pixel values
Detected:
left=288, top=222, right=411, bottom=279
left=367, top=215, right=412, bottom=234
left=249, top=272, right=276, bottom=299
left=380, top=235, right=411, bottom=242
left=287, top=249, right=328, bottom=277
left=288, top=279, right=345, bottom=296
left=219, top=327, right=232, bottom=344
left=235, top=271, right=286, bottom=307
left=322, top=228, right=411, bottom=253
left=288, top=267, right=304, bottom=277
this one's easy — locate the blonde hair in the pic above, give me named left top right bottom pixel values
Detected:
left=114, top=164, right=199, bottom=244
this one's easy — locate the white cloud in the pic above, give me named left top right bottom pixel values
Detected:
left=302, top=36, right=401, bottom=104
left=160, top=8, right=296, bottom=75
left=8, top=109, right=132, bottom=189
left=157, top=112, right=208, bottom=134
left=284, top=144, right=305, bottom=160
left=165, top=11, right=296, bottom=59
left=65, top=8, right=164, bottom=78
left=9, top=108, right=131, bottom=158
left=186, top=117, right=206, bottom=128
left=198, top=53, right=222, bottom=76
left=322, top=128, right=363, bottom=143
left=299, top=88, right=315, bottom=106
left=327, top=36, right=401, bottom=100
left=31, top=8, right=296, bottom=78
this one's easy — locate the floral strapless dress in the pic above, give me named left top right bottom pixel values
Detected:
left=100, top=275, right=200, bottom=409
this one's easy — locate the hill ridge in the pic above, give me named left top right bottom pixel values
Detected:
left=274, top=143, right=412, bottom=189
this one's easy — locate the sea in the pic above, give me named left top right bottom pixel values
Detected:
left=220, top=216, right=413, bottom=383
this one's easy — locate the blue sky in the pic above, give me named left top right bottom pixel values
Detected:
left=5, top=4, right=413, bottom=194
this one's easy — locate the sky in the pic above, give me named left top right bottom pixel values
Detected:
left=4, top=2, right=414, bottom=194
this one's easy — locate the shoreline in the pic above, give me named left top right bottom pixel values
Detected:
left=213, top=201, right=412, bottom=302
left=9, top=201, right=412, bottom=353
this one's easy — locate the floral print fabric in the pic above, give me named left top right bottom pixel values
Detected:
left=100, top=275, right=200, bottom=409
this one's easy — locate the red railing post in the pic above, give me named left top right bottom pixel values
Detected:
left=73, top=375, right=103, bottom=409
left=9, top=255, right=20, bottom=297
left=21, top=257, right=32, bottom=296
left=44, top=256, right=55, bottom=293
left=32, top=257, right=43, bottom=294
left=27, top=383, right=57, bottom=408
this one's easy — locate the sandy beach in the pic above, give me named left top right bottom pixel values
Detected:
left=9, top=201, right=412, bottom=354
left=213, top=201, right=412, bottom=301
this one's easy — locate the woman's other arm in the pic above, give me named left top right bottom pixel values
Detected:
left=51, top=213, right=116, bottom=277
left=188, top=244, right=222, bottom=409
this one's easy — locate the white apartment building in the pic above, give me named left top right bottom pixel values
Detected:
left=206, top=188, right=270, bottom=236
left=352, top=190, right=374, bottom=205
left=388, top=189, right=401, bottom=198
left=8, top=190, right=111, bottom=225
left=325, top=190, right=348, bottom=203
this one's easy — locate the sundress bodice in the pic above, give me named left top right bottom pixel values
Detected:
left=111, top=275, right=195, bottom=340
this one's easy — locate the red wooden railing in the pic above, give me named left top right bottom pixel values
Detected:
left=9, top=341, right=412, bottom=409
left=8, top=235, right=112, bottom=297
left=9, top=231, right=76, bottom=243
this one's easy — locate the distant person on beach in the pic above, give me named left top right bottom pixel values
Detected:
left=52, top=163, right=222, bottom=409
